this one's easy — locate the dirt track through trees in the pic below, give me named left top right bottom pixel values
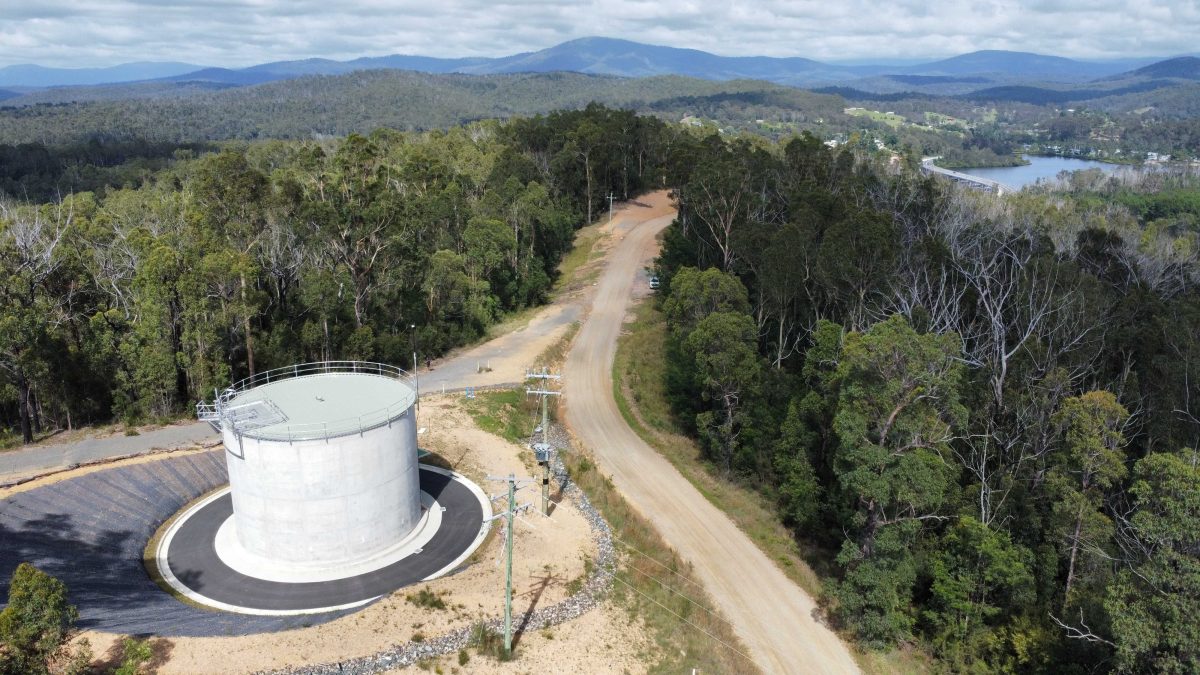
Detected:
left=563, top=192, right=860, bottom=674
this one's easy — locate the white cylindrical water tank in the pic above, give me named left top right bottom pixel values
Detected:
left=211, top=363, right=421, bottom=568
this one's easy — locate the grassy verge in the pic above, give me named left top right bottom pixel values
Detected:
left=463, top=389, right=540, bottom=444
left=468, top=388, right=757, bottom=673
left=612, top=299, right=936, bottom=675
left=552, top=222, right=607, bottom=294
left=466, top=323, right=758, bottom=673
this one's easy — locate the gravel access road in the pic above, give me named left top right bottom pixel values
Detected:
left=0, top=423, right=218, bottom=481
left=562, top=192, right=861, bottom=674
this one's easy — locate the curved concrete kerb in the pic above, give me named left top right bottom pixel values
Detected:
left=154, top=464, right=492, bottom=616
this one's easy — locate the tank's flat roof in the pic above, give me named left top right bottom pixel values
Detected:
left=225, top=373, right=416, bottom=440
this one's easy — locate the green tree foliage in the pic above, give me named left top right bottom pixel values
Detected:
left=0, top=106, right=672, bottom=435
left=685, top=311, right=761, bottom=475
left=1049, top=391, right=1129, bottom=609
left=925, top=517, right=1034, bottom=667
left=830, top=315, right=965, bottom=644
left=653, top=128, right=1200, bottom=668
left=1104, top=450, right=1200, bottom=673
left=774, top=398, right=823, bottom=530
left=0, top=563, right=90, bottom=675
left=662, top=266, right=751, bottom=338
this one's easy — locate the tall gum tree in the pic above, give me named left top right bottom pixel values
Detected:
left=1048, top=390, right=1129, bottom=610
left=0, top=200, right=72, bottom=443
left=831, top=314, right=965, bottom=644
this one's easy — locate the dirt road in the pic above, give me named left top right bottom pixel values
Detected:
left=563, top=192, right=860, bottom=674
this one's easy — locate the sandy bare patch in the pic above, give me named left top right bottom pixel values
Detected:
left=74, top=393, right=638, bottom=674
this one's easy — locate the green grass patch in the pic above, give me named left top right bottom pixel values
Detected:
left=406, top=587, right=448, bottom=610
left=468, top=621, right=514, bottom=662
left=553, top=223, right=606, bottom=293
left=844, top=107, right=907, bottom=128
left=463, top=389, right=539, bottom=444
left=473, top=321, right=578, bottom=442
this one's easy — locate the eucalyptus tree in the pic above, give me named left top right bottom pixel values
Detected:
left=1104, top=449, right=1200, bottom=673
left=300, top=134, right=409, bottom=330
left=1048, top=391, right=1129, bottom=610
left=0, top=199, right=73, bottom=442
left=686, top=310, right=762, bottom=475
left=831, top=314, right=965, bottom=644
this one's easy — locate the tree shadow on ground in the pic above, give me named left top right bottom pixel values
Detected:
left=510, top=568, right=566, bottom=649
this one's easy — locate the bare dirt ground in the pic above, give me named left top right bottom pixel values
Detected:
left=417, top=194, right=674, bottom=394
left=562, top=192, right=861, bottom=674
left=72, top=394, right=648, bottom=674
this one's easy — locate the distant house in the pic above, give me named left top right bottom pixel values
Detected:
left=679, top=115, right=704, bottom=128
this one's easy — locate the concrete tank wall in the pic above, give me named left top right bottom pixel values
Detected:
left=222, top=408, right=421, bottom=567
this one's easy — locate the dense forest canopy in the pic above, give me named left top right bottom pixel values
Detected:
left=655, top=133, right=1199, bottom=670
left=0, top=105, right=682, bottom=442
left=2, top=68, right=1197, bottom=180
left=2, top=103, right=1199, bottom=672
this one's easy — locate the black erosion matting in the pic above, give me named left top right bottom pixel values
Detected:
left=0, top=451, right=482, bottom=636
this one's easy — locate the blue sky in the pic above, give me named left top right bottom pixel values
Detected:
left=1, top=0, right=1197, bottom=67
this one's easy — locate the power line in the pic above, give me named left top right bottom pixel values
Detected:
left=608, top=572, right=754, bottom=663
left=615, top=569, right=732, bottom=628
left=609, top=533, right=706, bottom=589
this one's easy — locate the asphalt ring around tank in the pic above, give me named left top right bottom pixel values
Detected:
left=156, top=465, right=490, bottom=615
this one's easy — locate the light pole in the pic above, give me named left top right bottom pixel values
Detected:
left=409, top=324, right=417, bottom=370
left=409, top=323, right=419, bottom=408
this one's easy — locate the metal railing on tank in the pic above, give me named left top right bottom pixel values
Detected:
left=195, top=361, right=418, bottom=442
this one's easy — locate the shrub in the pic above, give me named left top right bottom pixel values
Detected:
left=0, top=563, right=91, bottom=675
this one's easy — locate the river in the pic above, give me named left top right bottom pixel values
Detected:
left=958, top=155, right=1122, bottom=189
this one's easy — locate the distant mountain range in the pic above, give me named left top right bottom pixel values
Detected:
left=0, top=61, right=203, bottom=87
left=0, top=37, right=1182, bottom=91
left=1121, top=56, right=1200, bottom=80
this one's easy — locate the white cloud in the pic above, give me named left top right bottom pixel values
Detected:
left=0, top=0, right=1196, bottom=68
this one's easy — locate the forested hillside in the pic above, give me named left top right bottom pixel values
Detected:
left=3, top=104, right=1198, bottom=671
left=655, top=134, right=1199, bottom=671
left=0, top=105, right=679, bottom=443
left=0, top=71, right=843, bottom=145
